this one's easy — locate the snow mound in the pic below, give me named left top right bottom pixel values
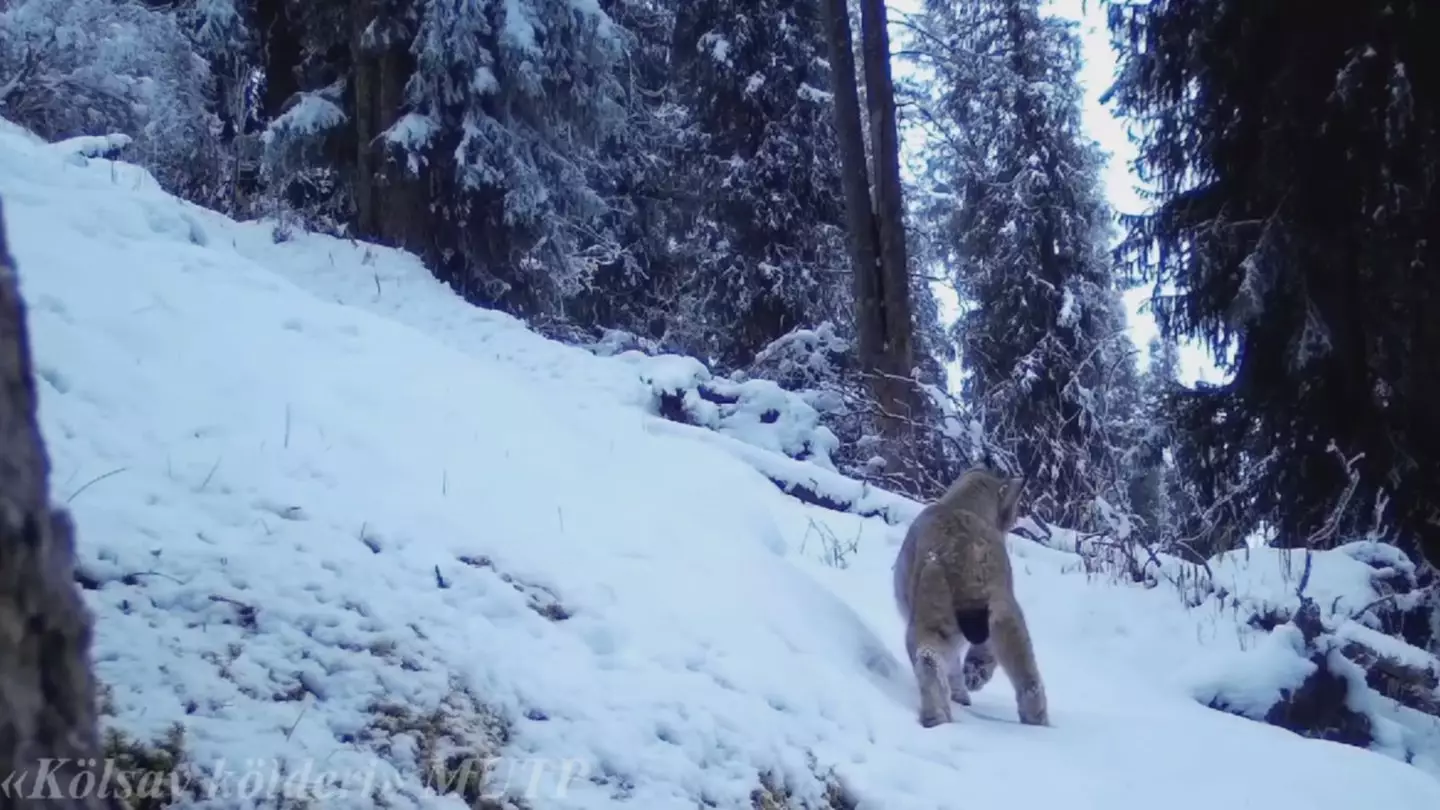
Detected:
left=1190, top=543, right=1439, bottom=767
left=4, top=118, right=1440, bottom=808
left=611, top=349, right=842, bottom=471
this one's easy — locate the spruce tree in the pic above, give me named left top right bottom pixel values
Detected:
left=400, top=0, right=632, bottom=315
left=914, top=0, right=1139, bottom=532
left=1106, top=0, right=1440, bottom=567
left=249, top=0, right=638, bottom=318
left=560, top=0, right=689, bottom=346
left=1126, top=336, right=1178, bottom=548
left=668, top=0, right=849, bottom=370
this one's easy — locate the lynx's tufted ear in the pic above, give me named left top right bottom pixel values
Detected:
left=997, top=474, right=1026, bottom=530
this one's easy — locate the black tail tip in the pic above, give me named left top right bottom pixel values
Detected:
left=955, top=607, right=990, bottom=645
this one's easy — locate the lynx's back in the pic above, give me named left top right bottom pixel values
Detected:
left=893, top=468, right=1020, bottom=621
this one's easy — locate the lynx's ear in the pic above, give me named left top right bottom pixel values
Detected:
left=997, top=475, right=1026, bottom=528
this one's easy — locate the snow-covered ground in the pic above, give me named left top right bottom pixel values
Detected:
left=3, top=117, right=1439, bottom=809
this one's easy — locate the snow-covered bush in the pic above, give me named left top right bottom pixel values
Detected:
left=1185, top=543, right=1439, bottom=766
left=739, top=322, right=852, bottom=394
left=603, top=321, right=963, bottom=504
left=587, top=327, right=664, bottom=359
left=735, top=323, right=963, bottom=498
left=736, top=324, right=863, bottom=469
left=616, top=351, right=842, bottom=471
left=256, top=86, right=353, bottom=239
left=0, top=0, right=223, bottom=204
left=1196, top=598, right=1378, bottom=749
left=1011, top=519, right=1439, bottom=769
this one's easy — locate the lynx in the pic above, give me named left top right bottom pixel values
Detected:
left=892, top=467, right=1048, bottom=728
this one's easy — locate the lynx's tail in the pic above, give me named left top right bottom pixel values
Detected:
left=955, top=607, right=990, bottom=645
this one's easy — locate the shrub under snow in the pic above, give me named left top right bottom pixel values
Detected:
left=0, top=0, right=223, bottom=204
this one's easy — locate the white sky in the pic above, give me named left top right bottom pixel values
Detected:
left=888, top=0, right=1225, bottom=386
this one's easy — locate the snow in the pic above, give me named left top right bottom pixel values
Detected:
left=1057, top=284, right=1077, bottom=327
left=384, top=112, right=440, bottom=152
left=1337, top=621, right=1439, bottom=675
left=797, top=82, right=834, bottom=104
left=613, top=350, right=842, bottom=472
left=1191, top=623, right=1319, bottom=720
left=1210, top=541, right=1408, bottom=624
left=501, top=0, right=538, bottom=54
left=472, top=66, right=500, bottom=97
left=262, top=91, right=347, bottom=143
left=702, top=32, right=731, bottom=65
left=50, top=133, right=133, bottom=162
left=3, top=114, right=1440, bottom=808
left=384, top=113, right=441, bottom=174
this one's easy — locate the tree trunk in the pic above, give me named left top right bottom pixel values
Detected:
left=256, top=0, right=303, bottom=122
left=859, top=0, right=918, bottom=440
left=350, top=0, right=380, bottom=238
left=859, top=0, right=913, bottom=360
left=351, top=1, right=427, bottom=252
left=820, top=0, right=884, bottom=371
left=0, top=196, right=114, bottom=809
left=821, top=0, right=920, bottom=490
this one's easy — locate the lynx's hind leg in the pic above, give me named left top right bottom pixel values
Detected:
left=990, top=597, right=1049, bottom=726
left=906, top=626, right=954, bottom=727
left=945, top=637, right=972, bottom=705
left=906, top=561, right=959, bottom=726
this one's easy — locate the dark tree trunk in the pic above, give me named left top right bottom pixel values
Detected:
left=0, top=197, right=113, bottom=809
left=350, top=0, right=426, bottom=252
left=858, top=0, right=915, bottom=378
left=350, top=0, right=381, bottom=238
left=256, top=0, right=303, bottom=122
left=821, top=0, right=920, bottom=489
left=820, top=0, right=884, bottom=370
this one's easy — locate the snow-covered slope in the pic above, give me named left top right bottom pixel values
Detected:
left=4, top=119, right=1439, bottom=809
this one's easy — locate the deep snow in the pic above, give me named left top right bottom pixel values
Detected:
left=3, top=118, right=1439, bottom=808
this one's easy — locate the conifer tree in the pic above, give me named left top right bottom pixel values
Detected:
left=667, top=0, right=849, bottom=370
left=914, top=0, right=1139, bottom=531
left=245, top=0, right=639, bottom=317
left=560, top=0, right=689, bottom=346
left=398, top=0, right=632, bottom=315
left=1107, top=0, right=1440, bottom=567
left=1, top=0, right=226, bottom=206
left=1127, top=335, right=1178, bottom=547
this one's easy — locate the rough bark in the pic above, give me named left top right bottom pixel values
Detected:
left=255, top=0, right=303, bottom=122
left=350, top=0, right=380, bottom=239
left=857, top=0, right=914, bottom=381
left=820, top=0, right=883, bottom=371
left=0, top=196, right=114, bottom=809
left=373, top=45, right=427, bottom=251
left=350, top=0, right=427, bottom=254
left=821, top=0, right=920, bottom=490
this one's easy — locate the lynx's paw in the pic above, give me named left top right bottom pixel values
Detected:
left=1016, top=683, right=1049, bottom=726
left=914, top=647, right=954, bottom=726
left=962, top=642, right=998, bottom=692
left=919, top=701, right=953, bottom=728
left=947, top=671, right=972, bottom=705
